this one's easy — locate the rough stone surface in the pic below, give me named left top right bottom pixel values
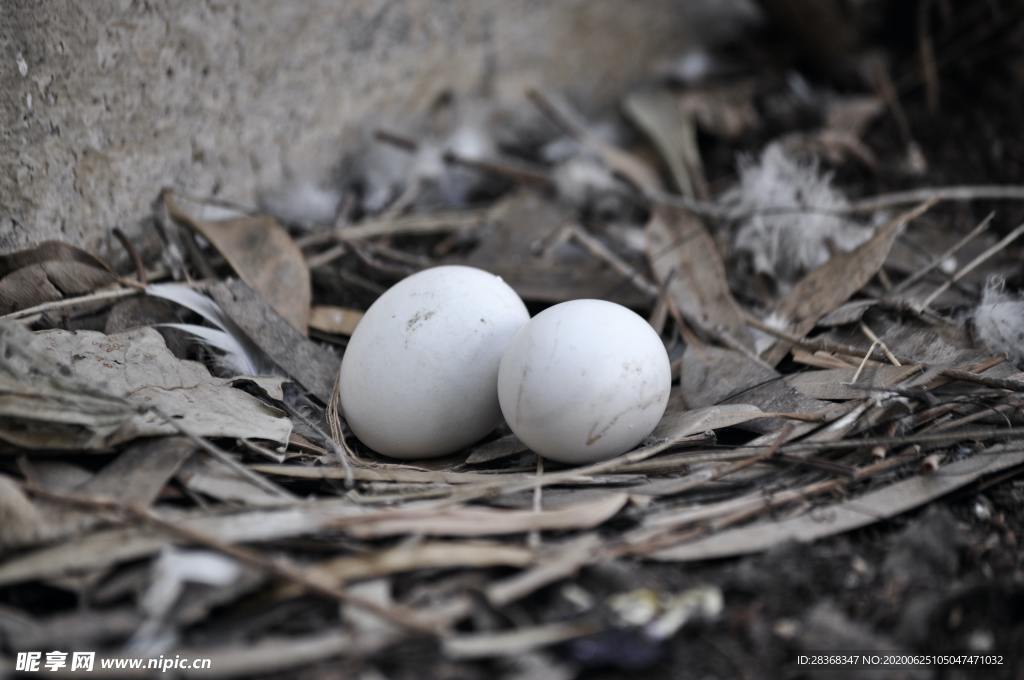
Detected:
left=1, top=0, right=749, bottom=258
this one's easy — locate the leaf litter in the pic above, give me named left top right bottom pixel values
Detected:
left=3, top=9, right=1024, bottom=677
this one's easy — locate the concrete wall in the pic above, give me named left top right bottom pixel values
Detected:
left=1, top=0, right=749, bottom=257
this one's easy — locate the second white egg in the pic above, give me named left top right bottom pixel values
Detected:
left=497, top=299, right=671, bottom=464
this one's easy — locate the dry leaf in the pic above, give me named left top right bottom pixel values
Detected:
left=781, top=95, right=884, bottom=167
left=0, top=323, right=291, bottom=450
left=421, top=535, right=603, bottom=628
left=3, top=439, right=196, bottom=551
left=310, top=541, right=534, bottom=587
left=651, top=445, right=1024, bottom=561
left=646, top=207, right=755, bottom=349
left=0, top=241, right=117, bottom=315
left=0, top=607, right=142, bottom=651
left=763, top=201, right=934, bottom=365
left=679, top=345, right=778, bottom=408
left=678, top=81, right=759, bottom=141
left=167, top=195, right=311, bottom=332
left=785, top=365, right=923, bottom=400
left=463, top=434, right=529, bottom=465
left=447, top=191, right=650, bottom=308
left=443, top=621, right=598, bottom=659
left=624, top=90, right=706, bottom=197
left=309, top=305, right=364, bottom=336
left=651, top=401, right=766, bottom=441
left=174, top=632, right=386, bottom=679
left=0, top=499, right=365, bottom=586
left=208, top=280, right=340, bottom=403
left=178, top=455, right=295, bottom=507
left=0, top=476, right=49, bottom=548
left=338, top=493, right=628, bottom=539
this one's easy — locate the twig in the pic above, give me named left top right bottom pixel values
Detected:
left=849, top=186, right=1024, bottom=213
left=529, top=456, right=544, bottom=549
left=152, top=407, right=296, bottom=500
left=376, top=125, right=1024, bottom=226
left=743, top=314, right=1024, bottom=392
left=846, top=340, right=880, bottom=385
left=919, top=220, right=1024, bottom=309
left=889, top=212, right=994, bottom=294
left=566, top=224, right=658, bottom=298
left=641, top=424, right=795, bottom=498
left=327, top=370, right=357, bottom=487
left=773, top=452, right=858, bottom=478
left=935, top=368, right=1024, bottom=393
left=869, top=57, right=917, bottom=155
left=778, top=426, right=1024, bottom=453
left=525, top=88, right=589, bottom=139
left=615, top=478, right=846, bottom=557
left=374, top=129, right=553, bottom=189
left=112, top=228, right=147, bottom=284
left=918, top=0, right=940, bottom=114
left=306, top=243, right=348, bottom=269
left=0, top=287, right=139, bottom=321
left=20, top=483, right=434, bottom=635
left=648, top=268, right=675, bottom=335
left=860, top=323, right=901, bottom=366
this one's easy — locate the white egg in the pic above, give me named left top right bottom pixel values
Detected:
left=497, top=299, right=671, bottom=465
left=339, top=265, right=528, bottom=459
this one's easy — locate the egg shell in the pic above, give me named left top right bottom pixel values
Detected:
left=497, top=299, right=671, bottom=464
left=340, top=265, right=529, bottom=459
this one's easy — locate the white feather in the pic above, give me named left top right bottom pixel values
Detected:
left=974, top=277, right=1024, bottom=368
left=146, top=284, right=265, bottom=377
left=725, top=144, right=872, bottom=287
left=259, top=178, right=341, bottom=227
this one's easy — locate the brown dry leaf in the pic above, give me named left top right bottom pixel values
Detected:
left=651, top=445, right=1024, bottom=562
left=0, top=240, right=114, bottom=279
left=0, top=607, right=143, bottom=651
left=651, top=401, right=766, bottom=441
left=679, top=345, right=778, bottom=408
left=0, top=476, right=49, bottom=549
left=678, top=81, right=759, bottom=141
left=443, top=620, right=598, bottom=659
left=0, top=241, right=117, bottom=315
left=252, top=463, right=541, bottom=486
left=624, top=90, right=706, bottom=197
left=5, top=437, right=198, bottom=550
left=647, top=206, right=755, bottom=349
left=309, top=541, right=535, bottom=586
left=447, top=191, right=650, bottom=308
left=781, top=95, right=884, bottom=167
left=167, top=194, right=311, bottom=333
left=0, top=499, right=365, bottom=586
left=178, top=455, right=295, bottom=507
left=785, top=365, right=923, bottom=400
left=531, top=89, right=661, bottom=193
left=339, top=493, right=628, bottom=539
left=208, top=280, right=340, bottom=403
left=174, top=631, right=388, bottom=679
left=80, top=437, right=197, bottom=505
left=0, top=323, right=291, bottom=450
left=763, top=200, right=934, bottom=365
left=463, top=434, right=529, bottom=466
left=309, top=305, right=363, bottom=336
left=421, top=535, right=603, bottom=627
left=336, top=209, right=487, bottom=242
